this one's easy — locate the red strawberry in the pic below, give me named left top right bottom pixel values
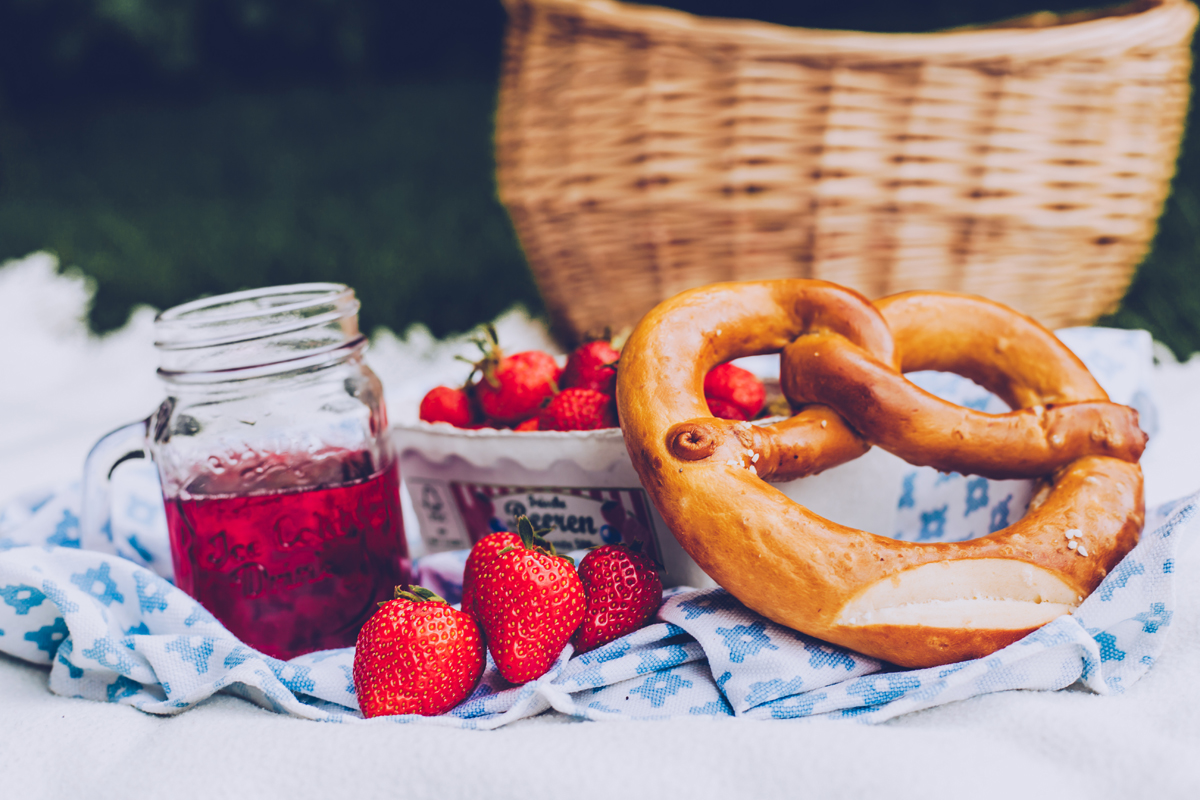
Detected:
left=353, top=586, right=485, bottom=718
left=538, top=387, right=618, bottom=431
left=476, top=350, right=561, bottom=426
left=460, top=530, right=522, bottom=623
left=561, top=340, right=620, bottom=395
left=513, top=417, right=540, bottom=431
left=473, top=516, right=586, bottom=683
left=419, top=386, right=473, bottom=427
left=704, top=362, right=765, bottom=419
left=705, top=396, right=748, bottom=421
left=572, top=545, right=663, bottom=654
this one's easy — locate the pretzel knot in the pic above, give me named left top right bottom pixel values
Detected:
left=617, top=280, right=1146, bottom=668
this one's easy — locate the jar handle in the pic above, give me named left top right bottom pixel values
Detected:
left=81, top=418, right=151, bottom=555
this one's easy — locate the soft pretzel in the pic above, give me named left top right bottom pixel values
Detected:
left=779, top=292, right=1146, bottom=479
left=617, top=280, right=1145, bottom=668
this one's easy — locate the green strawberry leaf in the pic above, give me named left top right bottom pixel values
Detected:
left=514, top=515, right=574, bottom=564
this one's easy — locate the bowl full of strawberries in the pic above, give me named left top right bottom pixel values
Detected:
left=392, top=327, right=772, bottom=589
left=418, top=326, right=624, bottom=432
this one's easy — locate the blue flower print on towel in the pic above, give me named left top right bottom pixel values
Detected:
left=0, top=413, right=1192, bottom=728
left=964, top=477, right=989, bottom=516
left=629, top=668, right=693, bottom=708
left=677, top=591, right=742, bottom=620
left=48, top=509, right=81, bottom=549
left=715, top=621, right=779, bottom=663
left=1134, top=603, right=1172, bottom=634
left=989, top=495, right=1012, bottom=533
left=918, top=506, right=948, bottom=541
left=1, top=584, right=47, bottom=615
left=69, top=563, right=124, bottom=606
left=24, top=617, right=68, bottom=655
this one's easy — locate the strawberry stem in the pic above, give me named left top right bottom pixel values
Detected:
left=514, top=515, right=575, bottom=565
left=393, top=585, right=447, bottom=604
left=460, top=324, right=502, bottom=388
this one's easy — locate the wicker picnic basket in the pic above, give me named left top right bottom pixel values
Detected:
left=495, top=0, right=1198, bottom=343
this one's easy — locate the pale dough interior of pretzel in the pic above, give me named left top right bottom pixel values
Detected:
left=837, top=559, right=1078, bottom=629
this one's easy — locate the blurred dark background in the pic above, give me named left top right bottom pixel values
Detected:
left=1, top=0, right=1197, bottom=356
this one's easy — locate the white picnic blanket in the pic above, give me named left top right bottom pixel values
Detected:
left=2, top=252, right=1200, bottom=798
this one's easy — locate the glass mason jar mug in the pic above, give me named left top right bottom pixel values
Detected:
left=82, top=284, right=410, bottom=660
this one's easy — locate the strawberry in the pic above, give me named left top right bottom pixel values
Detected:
left=460, top=530, right=522, bottom=623
left=459, top=325, right=562, bottom=426
left=561, top=340, right=620, bottom=395
left=538, top=387, right=618, bottom=431
left=705, top=396, right=748, bottom=421
left=572, top=545, right=663, bottom=654
left=473, top=516, right=586, bottom=683
left=352, top=586, right=485, bottom=718
left=419, top=386, right=473, bottom=428
left=513, top=417, right=540, bottom=431
left=704, top=362, right=765, bottom=419
left=476, top=350, right=561, bottom=426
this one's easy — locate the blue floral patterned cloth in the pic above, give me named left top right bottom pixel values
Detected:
left=0, top=327, right=1193, bottom=726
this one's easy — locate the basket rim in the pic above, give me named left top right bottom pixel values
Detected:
left=503, top=0, right=1198, bottom=59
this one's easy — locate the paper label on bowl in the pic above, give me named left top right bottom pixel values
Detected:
left=405, top=477, right=475, bottom=552
left=407, top=477, right=663, bottom=562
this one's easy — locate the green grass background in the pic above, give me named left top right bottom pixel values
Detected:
left=0, top=82, right=537, bottom=338
left=0, top=0, right=1197, bottom=356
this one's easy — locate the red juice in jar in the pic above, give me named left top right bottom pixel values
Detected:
left=164, top=457, right=410, bottom=660
left=80, top=284, right=403, bottom=660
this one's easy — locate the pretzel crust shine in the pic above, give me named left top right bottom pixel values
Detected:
left=616, top=280, right=1146, bottom=668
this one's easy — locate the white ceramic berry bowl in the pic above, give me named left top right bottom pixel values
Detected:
left=391, top=420, right=910, bottom=590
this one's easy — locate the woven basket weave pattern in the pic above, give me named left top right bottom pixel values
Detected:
left=496, top=0, right=1198, bottom=342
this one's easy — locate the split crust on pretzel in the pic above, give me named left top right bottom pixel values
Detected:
left=780, top=293, right=1146, bottom=479
left=617, top=280, right=1145, bottom=668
